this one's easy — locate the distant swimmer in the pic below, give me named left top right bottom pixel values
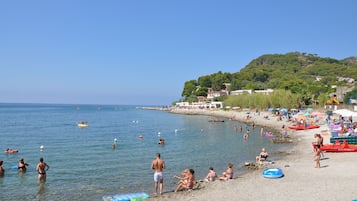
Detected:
left=114, top=138, right=118, bottom=144
left=40, top=145, right=44, bottom=152
left=139, top=134, right=143, bottom=139
left=234, top=125, right=238, bottom=132
left=158, top=139, right=165, bottom=145
left=243, top=130, right=249, bottom=140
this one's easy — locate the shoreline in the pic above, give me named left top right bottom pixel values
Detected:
left=148, top=108, right=357, bottom=201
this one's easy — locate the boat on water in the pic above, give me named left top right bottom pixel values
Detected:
left=77, top=121, right=89, bottom=128
left=312, top=140, right=357, bottom=152
left=288, top=124, right=320, bottom=130
left=208, top=119, right=225, bottom=122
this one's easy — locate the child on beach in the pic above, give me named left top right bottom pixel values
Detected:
left=205, top=167, right=217, bottom=182
left=314, top=145, right=321, bottom=168
left=219, top=163, right=233, bottom=181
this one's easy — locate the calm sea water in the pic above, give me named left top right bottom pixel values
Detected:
left=0, top=103, right=290, bottom=200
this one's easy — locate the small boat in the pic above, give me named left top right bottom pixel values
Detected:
left=288, top=125, right=320, bottom=130
left=77, top=121, right=88, bottom=128
left=208, top=119, right=225, bottom=122
left=312, top=141, right=357, bottom=152
left=262, top=168, right=284, bottom=178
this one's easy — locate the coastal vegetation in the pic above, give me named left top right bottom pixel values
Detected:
left=180, top=52, right=357, bottom=107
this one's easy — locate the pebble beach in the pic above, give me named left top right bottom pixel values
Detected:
left=148, top=108, right=357, bottom=201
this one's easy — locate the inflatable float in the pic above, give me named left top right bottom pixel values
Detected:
left=5, top=149, right=18, bottom=153
left=288, top=125, right=320, bottom=130
left=312, top=141, right=357, bottom=152
left=262, top=168, right=284, bottom=179
left=264, top=132, right=274, bottom=137
left=102, top=192, right=149, bottom=201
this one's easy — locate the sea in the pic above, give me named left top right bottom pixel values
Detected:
left=0, top=103, right=291, bottom=201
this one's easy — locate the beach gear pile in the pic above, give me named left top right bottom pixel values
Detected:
left=102, top=192, right=149, bottom=201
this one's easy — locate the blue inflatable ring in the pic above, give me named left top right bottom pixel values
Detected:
left=262, top=168, right=284, bottom=178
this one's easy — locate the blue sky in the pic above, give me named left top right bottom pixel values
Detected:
left=1, top=0, right=356, bottom=105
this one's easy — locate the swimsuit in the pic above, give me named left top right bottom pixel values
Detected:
left=260, top=155, right=268, bottom=159
left=154, top=172, right=163, bottom=182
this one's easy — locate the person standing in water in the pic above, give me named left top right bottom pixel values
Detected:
left=151, top=153, right=165, bottom=195
left=36, top=157, right=49, bottom=183
left=0, top=160, right=4, bottom=176
left=18, top=158, right=29, bottom=172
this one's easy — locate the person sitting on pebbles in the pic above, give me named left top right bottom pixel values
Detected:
left=219, top=163, right=233, bottom=181
left=256, top=148, right=269, bottom=162
left=205, top=166, right=217, bottom=182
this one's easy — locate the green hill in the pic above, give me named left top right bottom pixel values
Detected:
left=180, top=52, right=357, bottom=106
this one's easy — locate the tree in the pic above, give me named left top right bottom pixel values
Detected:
left=344, top=88, right=357, bottom=104
left=181, top=80, right=197, bottom=98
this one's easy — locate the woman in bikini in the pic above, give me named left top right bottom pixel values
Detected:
left=174, top=169, right=195, bottom=192
left=18, top=158, right=29, bottom=173
left=36, top=157, right=50, bottom=183
left=219, top=163, right=233, bottom=181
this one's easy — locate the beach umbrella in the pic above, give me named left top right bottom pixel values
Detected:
left=280, top=108, right=288, bottom=113
left=295, top=115, right=307, bottom=119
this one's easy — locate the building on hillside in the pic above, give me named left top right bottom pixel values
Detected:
left=197, top=96, right=208, bottom=103
left=207, top=88, right=229, bottom=100
left=337, top=77, right=355, bottom=84
left=254, top=89, right=274, bottom=95
left=230, top=90, right=252, bottom=95
left=175, top=101, right=223, bottom=109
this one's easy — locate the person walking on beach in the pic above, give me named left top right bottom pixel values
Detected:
left=314, top=145, right=321, bottom=168
left=151, top=153, right=165, bottom=195
left=36, top=157, right=49, bottom=183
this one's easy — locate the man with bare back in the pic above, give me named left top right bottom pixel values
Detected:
left=151, top=153, right=165, bottom=195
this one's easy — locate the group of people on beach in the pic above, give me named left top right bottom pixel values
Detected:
left=150, top=152, right=237, bottom=195
left=0, top=156, right=49, bottom=183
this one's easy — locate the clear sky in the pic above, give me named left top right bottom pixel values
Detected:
left=1, top=0, right=356, bottom=105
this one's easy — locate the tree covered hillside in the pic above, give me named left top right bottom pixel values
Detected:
left=181, top=52, right=357, bottom=105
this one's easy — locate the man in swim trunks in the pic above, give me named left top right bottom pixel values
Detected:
left=36, top=157, right=49, bottom=183
left=151, top=153, right=165, bottom=195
